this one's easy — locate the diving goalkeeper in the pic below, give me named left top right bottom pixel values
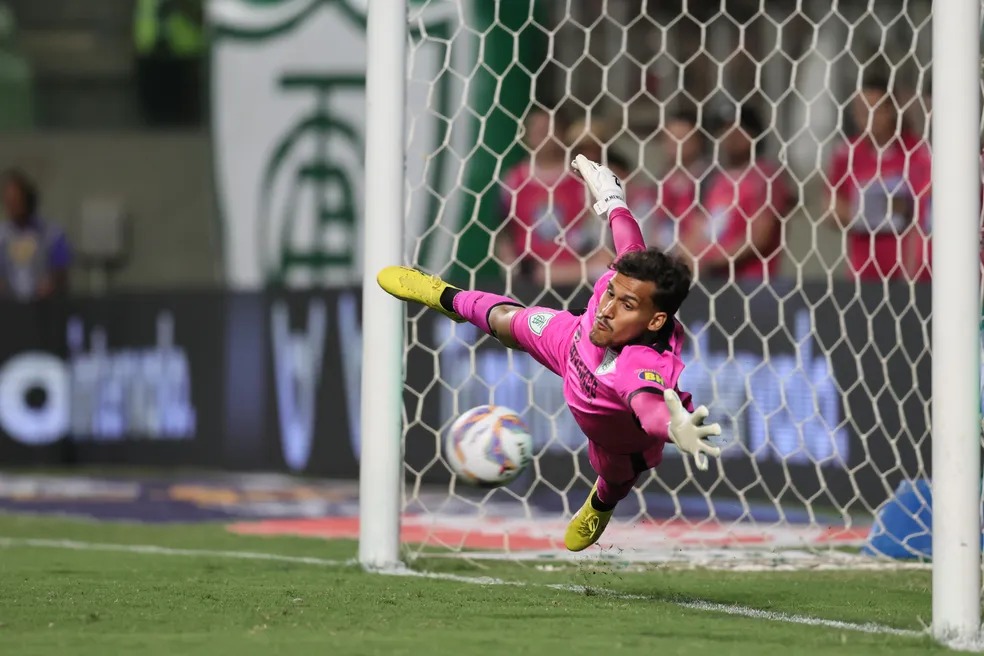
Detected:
left=377, top=155, right=722, bottom=551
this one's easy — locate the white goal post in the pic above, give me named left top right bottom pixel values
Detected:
left=930, top=0, right=981, bottom=642
left=358, top=0, right=406, bottom=570
left=359, top=0, right=982, bottom=643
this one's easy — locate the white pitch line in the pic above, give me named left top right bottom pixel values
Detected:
left=675, top=600, right=924, bottom=638
left=0, top=537, right=354, bottom=567
left=0, top=537, right=929, bottom=642
left=384, top=565, right=928, bottom=640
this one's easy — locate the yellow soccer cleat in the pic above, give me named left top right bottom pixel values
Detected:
left=564, top=481, right=614, bottom=552
left=377, top=265, right=465, bottom=323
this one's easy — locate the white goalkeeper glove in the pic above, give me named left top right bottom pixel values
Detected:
left=571, top=154, right=628, bottom=215
left=663, top=389, right=722, bottom=472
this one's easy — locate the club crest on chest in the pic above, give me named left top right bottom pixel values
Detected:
left=595, top=349, right=617, bottom=375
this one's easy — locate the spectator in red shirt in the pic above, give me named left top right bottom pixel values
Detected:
left=682, top=106, right=790, bottom=281
left=497, top=108, right=603, bottom=287
left=826, top=74, right=932, bottom=281
left=564, top=117, right=612, bottom=164
left=649, top=109, right=709, bottom=254
left=565, top=117, right=668, bottom=258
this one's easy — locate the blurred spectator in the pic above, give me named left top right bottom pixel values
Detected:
left=0, top=170, right=71, bottom=301
left=565, top=117, right=612, bottom=165
left=650, top=109, right=709, bottom=254
left=134, top=0, right=205, bottom=127
left=826, top=74, right=932, bottom=281
left=682, top=106, right=790, bottom=281
left=566, top=118, right=668, bottom=256
left=497, top=108, right=605, bottom=287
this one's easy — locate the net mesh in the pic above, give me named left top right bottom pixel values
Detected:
left=398, top=0, right=956, bottom=565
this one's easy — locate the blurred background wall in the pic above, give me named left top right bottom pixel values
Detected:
left=0, top=0, right=938, bottom=292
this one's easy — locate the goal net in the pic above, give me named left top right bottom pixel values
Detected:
left=398, top=0, right=952, bottom=565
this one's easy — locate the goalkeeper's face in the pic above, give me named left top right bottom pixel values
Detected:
left=590, top=273, right=666, bottom=348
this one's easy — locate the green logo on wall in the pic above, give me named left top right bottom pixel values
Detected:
left=209, top=0, right=466, bottom=288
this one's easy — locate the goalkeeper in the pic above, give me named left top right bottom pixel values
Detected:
left=378, top=155, right=722, bottom=551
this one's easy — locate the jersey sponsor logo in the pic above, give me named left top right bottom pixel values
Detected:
left=527, top=311, right=555, bottom=336
left=568, top=342, right=598, bottom=399
left=636, top=369, right=665, bottom=386
left=595, top=349, right=617, bottom=375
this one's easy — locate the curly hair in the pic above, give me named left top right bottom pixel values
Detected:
left=1, top=168, right=39, bottom=216
left=611, top=248, right=692, bottom=316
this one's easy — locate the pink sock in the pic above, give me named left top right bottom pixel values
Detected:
left=595, top=476, right=636, bottom=507
left=452, top=290, right=522, bottom=336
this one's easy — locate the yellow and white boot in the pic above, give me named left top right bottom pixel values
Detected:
left=376, top=266, right=464, bottom=323
left=564, top=482, right=614, bottom=551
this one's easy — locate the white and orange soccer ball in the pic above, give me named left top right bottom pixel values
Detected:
left=444, top=405, right=533, bottom=487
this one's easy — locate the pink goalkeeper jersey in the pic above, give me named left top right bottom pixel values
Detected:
left=559, top=210, right=694, bottom=455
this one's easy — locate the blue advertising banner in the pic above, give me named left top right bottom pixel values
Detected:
left=0, top=281, right=946, bottom=512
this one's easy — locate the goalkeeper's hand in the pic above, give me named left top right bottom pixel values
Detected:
left=663, top=389, right=722, bottom=472
left=571, top=154, right=628, bottom=215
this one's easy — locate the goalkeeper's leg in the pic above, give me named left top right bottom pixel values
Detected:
left=565, top=441, right=661, bottom=551
left=565, top=475, right=635, bottom=552
left=377, top=266, right=580, bottom=376
left=377, top=266, right=524, bottom=346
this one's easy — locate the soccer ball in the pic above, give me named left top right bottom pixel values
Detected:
left=444, top=405, right=533, bottom=487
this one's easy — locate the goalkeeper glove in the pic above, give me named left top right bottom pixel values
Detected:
left=571, top=154, right=628, bottom=215
left=663, top=388, right=723, bottom=472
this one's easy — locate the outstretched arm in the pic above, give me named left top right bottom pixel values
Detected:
left=572, top=154, right=646, bottom=257
left=608, top=206, right=646, bottom=257
left=630, top=388, right=722, bottom=471
left=629, top=391, right=673, bottom=442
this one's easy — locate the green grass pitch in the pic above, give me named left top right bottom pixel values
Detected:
left=0, top=513, right=962, bottom=655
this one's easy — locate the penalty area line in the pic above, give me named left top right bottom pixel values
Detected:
left=0, top=536, right=355, bottom=567
left=674, top=599, right=925, bottom=638
left=0, top=536, right=927, bottom=640
left=388, top=568, right=927, bottom=640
